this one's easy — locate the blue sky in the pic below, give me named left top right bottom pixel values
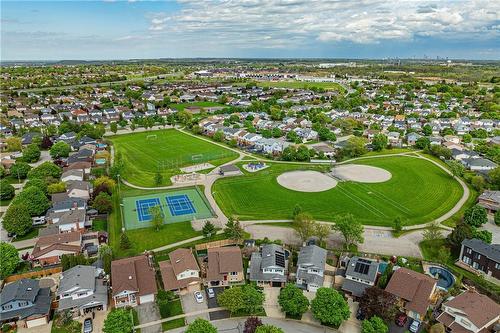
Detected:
left=1, top=0, right=499, bottom=61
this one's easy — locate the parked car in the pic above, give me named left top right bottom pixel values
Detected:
left=194, top=291, right=204, bottom=303
left=32, top=216, right=46, bottom=226
left=83, top=318, right=93, bottom=333
left=395, top=313, right=408, bottom=327
left=207, top=288, right=215, bottom=299
left=355, top=308, right=365, bottom=321
left=409, top=319, right=421, bottom=333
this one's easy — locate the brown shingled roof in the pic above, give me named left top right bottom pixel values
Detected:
left=206, top=246, right=243, bottom=281
left=443, top=291, right=500, bottom=330
left=168, top=248, right=200, bottom=276
left=35, top=231, right=81, bottom=249
left=111, top=255, right=157, bottom=297
left=159, top=260, right=200, bottom=291
left=385, top=267, right=436, bottom=316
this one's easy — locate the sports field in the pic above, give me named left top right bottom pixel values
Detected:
left=122, top=187, right=214, bottom=230
left=238, top=81, right=346, bottom=92
left=212, top=156, right=464, bottom=227
left=110, top=129, right=238, bottom=187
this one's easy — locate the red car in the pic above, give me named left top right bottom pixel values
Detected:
left=395, top=313, right=408, bottom=327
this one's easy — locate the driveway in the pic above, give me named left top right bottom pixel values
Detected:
left=339, top=298, right=361, bottom=333
left=137, top=302, right=161, bottom=333
left=389, top=318, right=423, bottom=333
left=263, top=287, right=284, bottom=319
left=206, top=287, right=230, bottom=321
left=483, top=215, right=500, bottom=243
left=180, top=292, right=209, bottom=324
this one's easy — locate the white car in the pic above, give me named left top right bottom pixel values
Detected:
left=194, top=291, right=204, bottom=303
left=207, top=288, right=215, bottom=298
left=409, top=319, right=420, bottom=333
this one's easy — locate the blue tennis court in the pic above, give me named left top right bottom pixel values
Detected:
left=136, top=198, right=161, bottom=222
left=166, top=194, right=196, bottom=216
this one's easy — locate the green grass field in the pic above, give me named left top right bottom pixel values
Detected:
left=238, top=80, right=346, bottom=92
left=110, top=129, right=238, bottom=187
left=212, top=156, right=464, bottom=227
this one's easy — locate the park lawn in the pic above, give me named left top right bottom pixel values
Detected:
left=110, top=129, right=238, bottom=187
left=213, top=156, right=464, bottom=227
left=170, top=101, right=226, bottom=111
left=238, top=81, right=346, bottom=92
left=362, top=148, right=413, bottom=157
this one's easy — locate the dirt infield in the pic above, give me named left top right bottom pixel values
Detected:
left=333, top=164, right=392, bottom=183
left=277, top=170, right=337, bottom=192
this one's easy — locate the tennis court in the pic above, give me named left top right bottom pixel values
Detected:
left=122, top=187, right=215, bottom=230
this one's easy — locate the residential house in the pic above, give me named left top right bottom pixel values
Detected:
left=46, top=209, right=87, bottom=233
left=0, top=279, right=51, bottom=328
left=64, top=161, right=92, bottom=175
left=436, top=291, right=500, bottom=333
left=66, top=180, right=91, bottom=200
left=296, top=245, right=327, bottom=292
left=249, top=244, right=288, bottom=287
left=385, top=267, right=437, bottom=320
left=477, top=190, right=500, bottom=212
left=461, top=158, right=497, bottom=171
left=341, top=257, right=379, bottom=298
left=458, top=238, right=500, bottom=280
left=159, top=248, right=201, bottom=294
left=61, top=169, right=84, bottom=183
left=205, top=246, right=244, bottom=287
left=57, top=265, right=108, bottom=316
left=111, top=254, right=157, bottom=307
left=406, top=132, right=422, bottom=146
left=50, top=196, right=87, bottom=213
left=31, top=231, right=82, bottom=266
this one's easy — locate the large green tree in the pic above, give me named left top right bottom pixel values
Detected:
left=361, top=316, right=388, bottom=333
left=22, top=144, right=41, bottom=163
left=10, top=162, right=32, bottom=179
left=255, top=325, right=284, bottom=333
left=372, top=133, right=388, bottom=151
left=447, top=222, right=473, bottom=251
left=2, top=204, right=32, bottom=236
left=50, top=141, right=71, bottom=159
left=332, top=213, right=364, bottom=248
left=185, top=318, right=217, bottom=333
left=0, top=180, right=15, bottom=200
left=217, top=284, right=264, bottom=315
left=310, top=287, right=350, bottom=328
left=149, top=205, right=163, bottom=231
left=224, top=216, right=244, bottom=240
left=278, top=284, right=309, bottom=318
left=24, top=178, right=49, bottom=195
left=28, top=161, right=62, bottom=180
left=103, top=308, right=133, bottom=333
left=12, top=186, right=50, bottom=216
left=294, top=213, right=316, bottom=243
left=463, top=205, right=488, bottom=227
left=0, top=242, right=19, bottom=279
left=92, top=192, right=113, bottom=214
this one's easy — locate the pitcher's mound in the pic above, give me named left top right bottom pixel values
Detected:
left=277, top=170, right=337, bottom=192
left=333, top=164, right=391, bottom=183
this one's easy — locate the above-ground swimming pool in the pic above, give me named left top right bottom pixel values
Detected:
left=428, top=266, right=455, bottom=290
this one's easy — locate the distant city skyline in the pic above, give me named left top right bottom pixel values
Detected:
left=1, top=0, right=499, bottom=61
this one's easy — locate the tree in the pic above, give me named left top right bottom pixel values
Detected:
left=392, top=217, right=403, bottom=233
left=28, top=161, right=62, bottom=180
left=103, top=308, right=133, bottom=333
left=495, top=210, right=500, bottom=226
left=423, top=124, right=432, bottom=136
left=22, top=144, right=41, bottom=163
left=372, top=134, right=388, bottom=151
left=10, top=162, right=32, bottom=179
left=202, top=220, right=216, bottom=238
left=310, top=287, right=350, bottom=328
left=93, top=192, right=113, bottom=214
left=463, top=205, right=488, bottom=227
left=25, top=178, right=48, bottom=195
left=12, top=186, right=50, bottom=216
left=278, top=284, right=309, bottom=318
left=415, top=137, right=430, bottom=149
left=185, top=318, right=217, bottom=333
left=0, top=180, right=15, bottom=200
left=50, top=141, right=71, bottom=159
left=488, top=167, right=500, bottom=188
left=150, top=205, right=163, bottom=231
left=377, top=262, right=393, bottom=288
left=472, top=229, right=492, bottom=244
left=286, top=131, right=299, bottom=142
left=423, top=222, right=443, bottom=241
left=5, top=137, right=21, bottom=152
left=98, top=245, right=113, bottom=274
left=110, top=122, right=118, bottom=134
left=315, top=223, right=331, bottom=244
left=47, top=182, right=66, bottom=194
left=344, top=137, right=367, bottom=158
left=332, top=213, right=364, bottom=248
left=359, top=286, right=398, bottom=322
left=448, top=160, right=465, bottom=178
left=471, top=175, right=486, bottom=191
left=255, top=325, right=284, bottom=333
left=429, top=323, right=445, bottom=333
left=2, top=204, right=32, bottom=236
left=120, top=232, right=131, bottom=250
left=224, top=216, right=244, bottom=240
left=292, top=204, right=302, bottom=218
left=213, top=130, right=224, bottom=142
left=447, top=222, right=473, bottom=251
left=361, top=316, right=388, bottom=333
left=217, top=284, right=264, bottom=315
left=0, top=242, right=19, bottom=279
left=294, top=213, right=316, bottom=243
left=41, top=135, right=53, bottom=149
left=0, top=165, right=4, bottom=178
left=244, top=317, right=263, bottom=333
left=154, top=172, right=163, bottom=186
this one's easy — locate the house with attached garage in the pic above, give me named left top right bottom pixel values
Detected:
left=477, top=190, right=500, bottom=212
left=61, top=169, right=84, bottom=183
left=205, top=246, right=244, bottom=287
left=46, top=209, right=88, bottom=233
left=457, top=238, right=500, bottom=280
left=249, top=244, right=288, bottom=287
left=0, top=279, right=51, bottom=328
left=341, top=256, right=379, bottom=298
left=66, top=180, right=92, bottom=200
left=31, top=231, right=82, bottom=266
left=296, top=245, right=327, bottom=292
left=461, top=157, right=497, bottom=171
left=385, top=267, right=437, bottom=320
left=111, top=254, right=157, bottom=307
left=159, top=248, right=201, bottom=294
left=436, top=290, right=500, bottom=333
left=57, top=265, right=108, bottom=316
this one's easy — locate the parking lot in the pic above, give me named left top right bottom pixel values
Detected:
left=206, top=287, right=230, bottom=320
left=180, top=291, right=209, bottom=324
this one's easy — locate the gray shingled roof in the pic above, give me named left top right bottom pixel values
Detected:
left=0, top=279, right=51, bottom=321
left=297, top=245, right=327, bottom=268
left=58, top=265, right=95, bottom=294
left=462, top=239, right=500, bottom=262
left=249, top=252, right=287, bottom=283
left=345, top=256, right=379, bottom=283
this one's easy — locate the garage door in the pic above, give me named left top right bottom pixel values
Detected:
left=139, top=294, right=155, bottom=304
left=187, top=284, right=200, bottom=293
left=27, top=317, right=47, bottom=328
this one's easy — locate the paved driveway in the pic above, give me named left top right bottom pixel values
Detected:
left=339, top=298, right=361, bottom=333
left=206, top=287, right=230, bottom=321
left=137, top=302, right=161, bottom=333
left=263, top=287, right=284, bottom=319
left=180, top=292, right=209, bottom=324
left=483, top=215, right=500, bottom=243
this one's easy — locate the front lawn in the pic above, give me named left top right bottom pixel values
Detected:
left=160, top=299, right=185, bottom=331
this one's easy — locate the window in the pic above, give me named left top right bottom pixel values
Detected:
left=18, top=301, right=28, bottom=307
left=466, top=248, right=472, bottom=254
left=2, top=305, right=12, bottom=310
left=476, top=254, right=481, bottom=259
left=495, top=263, right=500, bottom=270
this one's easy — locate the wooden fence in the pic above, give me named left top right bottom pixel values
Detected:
left=4, top=267, right=62, bottom=283
left=195, top=239, right=242, bottom=251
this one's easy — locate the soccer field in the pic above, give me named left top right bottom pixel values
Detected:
left=212, top=156, right=464, bottom=227
left=122, top=187, right=214, bottom=230
left=110, top=129, right=238, bottom=187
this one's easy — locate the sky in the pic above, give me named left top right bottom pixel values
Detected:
left=1, top=0, right=499, bottom=61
